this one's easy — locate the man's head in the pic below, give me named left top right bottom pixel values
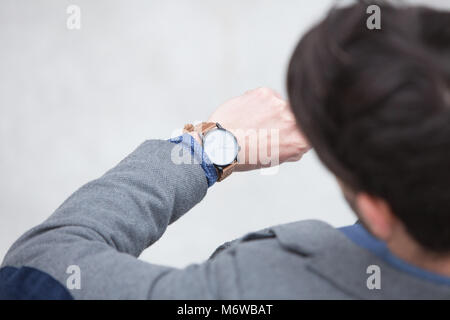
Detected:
left=287, top=1, right=450, bottom=253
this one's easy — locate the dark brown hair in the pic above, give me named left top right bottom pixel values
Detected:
left=287, top=1, right=450, bottom=252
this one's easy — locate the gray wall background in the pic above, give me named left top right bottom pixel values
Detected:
left=1, top=0, right=447, bottom=268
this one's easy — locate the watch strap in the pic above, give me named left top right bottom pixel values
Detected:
left=217, top=160, right=238, bottom=182
left=183, top=122, right=217, bottom=135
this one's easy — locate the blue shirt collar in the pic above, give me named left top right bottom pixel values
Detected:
left=340, top=223, right=450, bottom=286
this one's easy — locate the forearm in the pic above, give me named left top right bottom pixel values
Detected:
left=1, top=139, right=209, bottom=298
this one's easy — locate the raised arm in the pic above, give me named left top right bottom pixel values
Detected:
left=1, top=88, right=308, bottom=299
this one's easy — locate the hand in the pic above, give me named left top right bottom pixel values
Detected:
left=208, top=87, right=310, bottom=171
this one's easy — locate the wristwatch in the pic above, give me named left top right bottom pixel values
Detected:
left=183, top=122, right=239, bottom=182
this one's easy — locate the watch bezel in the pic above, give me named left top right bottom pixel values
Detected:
left=202, top=126, right=239, bottom=167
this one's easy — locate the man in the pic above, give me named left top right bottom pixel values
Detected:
left=1, top=2, right=450, bottom=299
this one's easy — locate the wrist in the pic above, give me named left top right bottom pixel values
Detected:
left=169, top=133, right=218, bottom=187
left=187, top=131, right=202, bottom=145
left=183, top=121, right=239, bottom=182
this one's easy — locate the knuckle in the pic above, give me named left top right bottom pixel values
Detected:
left=277, top=99, right=288, bottom=111
left=255, top=87, right=275, bottom=98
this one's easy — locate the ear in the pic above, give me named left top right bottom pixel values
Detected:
left=356, top=193, right=397, bottom=241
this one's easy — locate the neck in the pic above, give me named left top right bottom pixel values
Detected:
left=387, top=225, right=450, bottom=278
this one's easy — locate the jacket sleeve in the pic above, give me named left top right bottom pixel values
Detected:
left=1, top=139, right=239, bottom=299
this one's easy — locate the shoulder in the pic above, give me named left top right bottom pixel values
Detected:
left=208, top=220, right=354, bottom=299
left=212, top=219, right=346, bottom=258
left=150, top=220, right=352, bottom=299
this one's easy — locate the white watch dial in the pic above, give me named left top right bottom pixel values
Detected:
left=203, top=128, right=239, bottom=166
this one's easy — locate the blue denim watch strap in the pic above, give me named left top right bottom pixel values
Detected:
left=169, top=133, right=218, bottom=187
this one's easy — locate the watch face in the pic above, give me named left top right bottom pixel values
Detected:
left=203, top=128, right=239, bottom=166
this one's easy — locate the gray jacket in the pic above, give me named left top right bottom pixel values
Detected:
left=2, top=140, right=450, bottom=299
